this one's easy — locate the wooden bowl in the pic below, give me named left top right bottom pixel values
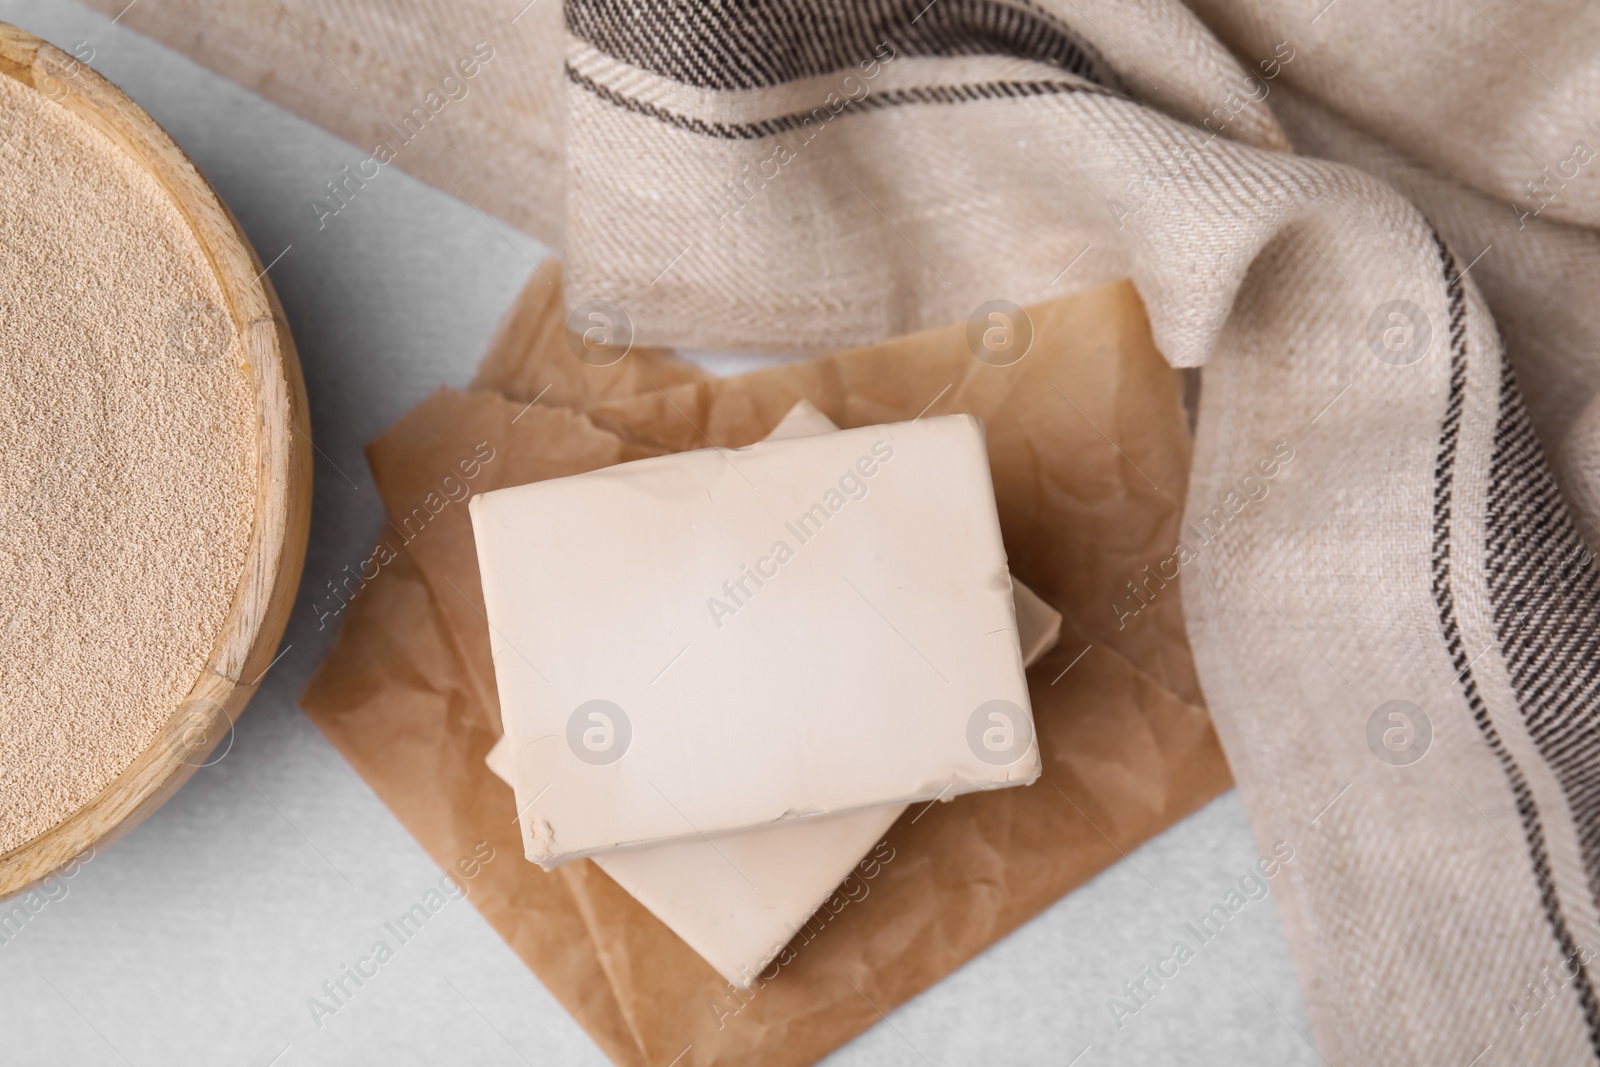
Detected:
left=0, top=24, right=312, bottom=895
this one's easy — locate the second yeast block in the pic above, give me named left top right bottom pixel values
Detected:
left=470, top=414, right=1039, bottom=866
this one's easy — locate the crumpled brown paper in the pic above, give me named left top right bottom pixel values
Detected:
left=300, top=262, right=1228, bottom=1067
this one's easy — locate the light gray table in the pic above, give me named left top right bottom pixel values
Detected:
left=0, top=3, right=1316, bottom=1064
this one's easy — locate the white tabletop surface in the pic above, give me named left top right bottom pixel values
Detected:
left=0, top=3, right=1318, bottom=1064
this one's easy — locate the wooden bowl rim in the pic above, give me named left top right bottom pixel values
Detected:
left=0, top=23, right=310, bottom=895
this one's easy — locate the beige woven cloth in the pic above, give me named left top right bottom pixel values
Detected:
left=90, top=0, right=1600, bottom=1061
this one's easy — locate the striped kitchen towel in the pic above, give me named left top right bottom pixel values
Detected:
left=556, top=9, right=1600, bottom=1057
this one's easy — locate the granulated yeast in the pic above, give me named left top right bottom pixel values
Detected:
left=0, top=75, right=256, bottom=852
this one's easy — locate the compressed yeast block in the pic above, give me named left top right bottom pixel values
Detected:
left=481, top=400, right=1061, bottom=986
left=470, top=414, right=1040, bottom=867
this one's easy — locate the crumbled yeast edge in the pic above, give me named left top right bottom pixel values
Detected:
left=525, top=818, right=557, bottom=864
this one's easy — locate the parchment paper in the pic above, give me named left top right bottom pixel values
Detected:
left=300, top=262, right=1229, bottom=1067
